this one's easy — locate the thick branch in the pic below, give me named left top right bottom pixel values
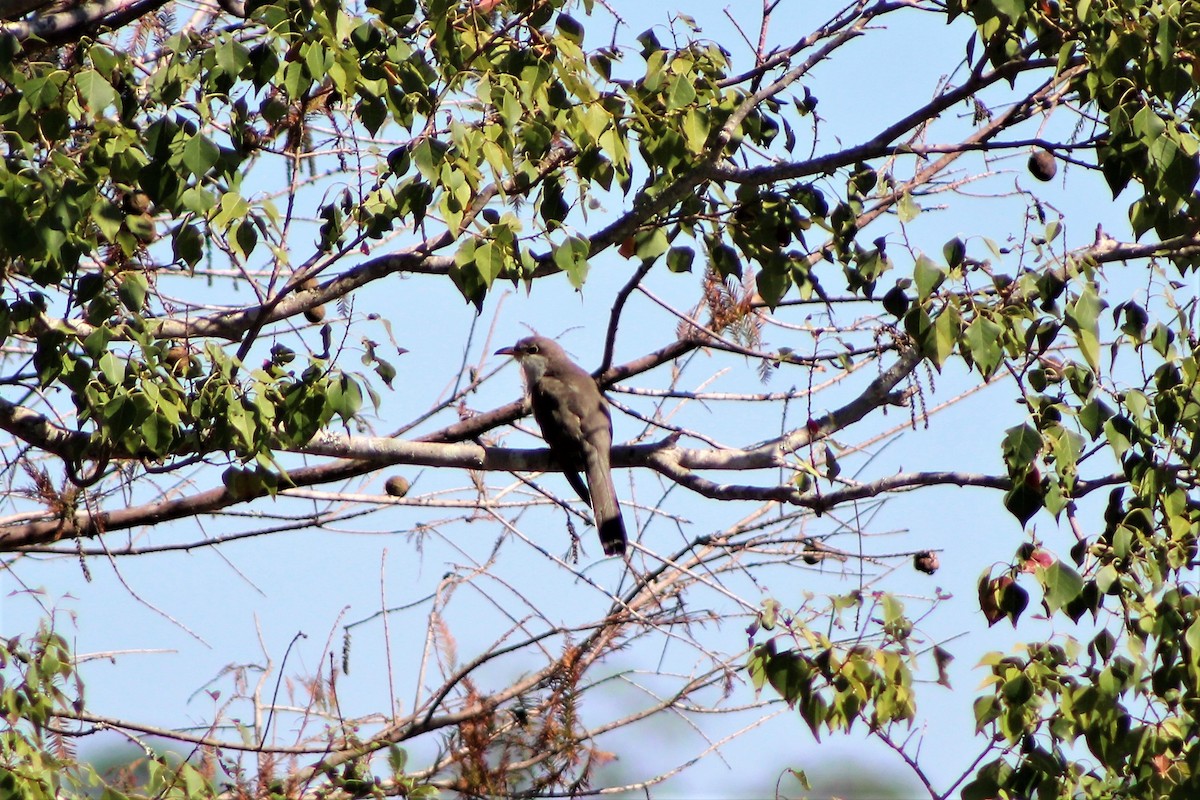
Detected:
left=765, top=345, right=923, bottom=455
left=0, top=344, right=1000, bottom=549
left=0, top=339, right=699, bottom=548
left=1, top=0, right=171, bottom=43
left=710, top=55, right=1065, bottom=189
left=0, top=0, right=50, bottom=21
left=0, top=394, right=91, bottom=461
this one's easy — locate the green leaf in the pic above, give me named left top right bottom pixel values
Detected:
left=933, top=646, right=954, bottom=688
left=117, top=272, right=148, bottom=312
left=1039, top=561, right=1084, bottom=614
left=930, top=305, right=959, bottom=368
left=24, top=71, right=67, bottom=109
left=172, top=222, right=204, bottom=268
left=474, top=241, right=505, bottom=286
left=82, top=325, right=111, bottom=359
left=450, top=239, right=485, bottom=308
left=1001, top=673, right=1034, bottom=705
left=756, top=267, right=790, bottom=309
left=99, top=351, right=124, bottom=385
left=181, top=133, right=220, bottom=177
left=964, top=315, right=1003, bottom=377
left=682, top=108, right=709, bottom=153
left=140, top=412, right=162, bottom=454
left=764, top=650, right=811, bottom=706
left=328, top=375, right=363, bottom=423
left=303, top=42, right=331, bottom=86
left=74, top=70, right=117, bottom=116
left=374, top=358, right=396, bottom=388
left=388, top=744, right=408, bottom=775
left=991, top=0, right=1026, bottom=22
left=666, top=74, right=697, bottom=110
left=748, top=645, right=770, bottom=692
left=666, top=246, right=695, bottom=273
left=913, top=254, right=944, bottom=301
left=539, top=179, right=568, bottom=226
left=1132, top=104, right=1167, bottom=146
left=215, top=40, right=251, bottom=78
left=579, top=103, right=609, bottom=145
left=555, top=13, right=585, bottom=45
left=1065, top=286, right=1104, bottom=371
left=1004, top=480, right=1043, bottom=526
left=635, top=228, right=669, bottom=262
left=1185, top=620, right=1200, bottom=670
left=897, top=191, right=920, bottom=223
left=88, top=43, right=119, bottom=75
left=943, top=237, right=966, bottom=269
left=226, top=401, right=256, bottom=452
left=93, top=199, right=125, bottom=242
left=1002, top=580, right=1029, bottom=626
left=232, top=219, right=258, bottom=258
left=711, top=243, right=741, bottom=279
left=1003, top=424, right=1042, bottom=467
left=552, top=235, right=590, bottom=289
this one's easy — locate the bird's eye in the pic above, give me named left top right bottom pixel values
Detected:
left=527, top=344, right=539, bottom=354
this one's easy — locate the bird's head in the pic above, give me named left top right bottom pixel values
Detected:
left=495, top=336, right=562, bottom=382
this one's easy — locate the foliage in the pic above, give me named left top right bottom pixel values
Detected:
left=1, top=626, right=216, bottom=798
left=3, top=0, right=1200, bottom=796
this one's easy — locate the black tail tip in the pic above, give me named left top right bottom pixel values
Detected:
left=599, top=517, right=627, bottom=557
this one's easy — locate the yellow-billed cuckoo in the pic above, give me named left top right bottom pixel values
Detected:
left=496, top=336, right=627, bottom=556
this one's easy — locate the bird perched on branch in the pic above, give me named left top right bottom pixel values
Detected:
left=495, top=336, right=627, bottom=556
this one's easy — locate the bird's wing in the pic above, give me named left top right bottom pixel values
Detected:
left=531, top=370, right=626, bottom=556
left=531, top=376, right=593, bottom=503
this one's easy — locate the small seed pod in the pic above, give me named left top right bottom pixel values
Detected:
left=299, top=276, right=326, bottom=323
left=914, top=550, right=940, bottom=575
left=122, top=190, right=152, bottom=214
left=163, top=344, right=195, bottom=376
left=385, top=476, right=410, bottom=498
left=1028, top=149, right=1057, bottom=182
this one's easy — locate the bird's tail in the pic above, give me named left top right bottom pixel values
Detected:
left=597, top=513, right=627, bottom=556
left=584, top=444, right=627, bottom=556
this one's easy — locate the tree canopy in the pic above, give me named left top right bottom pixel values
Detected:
left=4, top=0, right=1200, bottom=797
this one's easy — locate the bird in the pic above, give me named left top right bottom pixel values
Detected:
left=495, top=336, right=627, bottom=556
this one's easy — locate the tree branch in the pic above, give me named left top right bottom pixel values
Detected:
left=1, top=0, right=171, bottom=44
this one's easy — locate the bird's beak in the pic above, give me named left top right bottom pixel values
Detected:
left=495, top=345, right=516, bottom=356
